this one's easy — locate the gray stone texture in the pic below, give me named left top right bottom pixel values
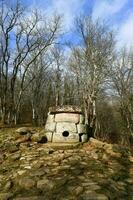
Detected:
left=53, top=132, right=79, bottom=143
left=55, top=113, right=80, bottom=123
left=45, top=132, right=53, bottom=142
left=77, top=124, right=87, bottom=133
left=80, top=114, right=85, bottom=123
left=81, top=134, right=88, bottom=142
left=45, top=122, right=56, bottom=132
left=56, top=122, right=77, bottom=133
left=46, top=114, right=55, bottom=123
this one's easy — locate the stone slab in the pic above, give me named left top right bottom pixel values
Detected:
left=55, top=113, right=80, bottom=123
left=45, top=132, right=53, bottom=142
left=80, top=115, right=85, bottom=123
left=81, top=134, right=88, bottom=142
left=77, top=124, right=87, bottom=133
left=52, top=133, right=79, bottom=143
left=49, top=105, right=82, bottom=114
left=46, top=114, right=55, bottom=123
left=56, top=122, right=77, bottom=133
left=45, top=122, right=56, bottom=132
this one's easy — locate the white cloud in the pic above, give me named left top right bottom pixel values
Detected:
left=92, top=0, right=133, bottom=48
left=45, top=0, right=86, bottom=30
left=117, top=12, right=133, bottom=48
left=92, top=0, right=127, bottom=20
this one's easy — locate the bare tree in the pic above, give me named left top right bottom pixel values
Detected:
left=110, top=48, right=133, bottom=137
left=0, top=0, right=61, bottom=124
left=69, top=16, right=115, bottom=135
left=51, top=45, right=64, bottom=106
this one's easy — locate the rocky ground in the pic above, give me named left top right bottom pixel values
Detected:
left=0, top=128, right=133, bottom=200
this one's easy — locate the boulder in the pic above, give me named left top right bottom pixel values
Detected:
left=16, top=127, right=30, bottom=135
left=16, top=133, right=31, bottom=144
left=56, top=122, right=77, bottom=133
left=37, top=178, right=54, bottom=190
left=31, top=132, right=47, bottom=143
left=4, top=141, right=19, bottom=153
left=18, top=178, right=35, bottom=189
left=55, top=113, right=80, bottom=123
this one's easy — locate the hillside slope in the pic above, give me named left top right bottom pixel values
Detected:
left=0, top=128, right=133, bottom=200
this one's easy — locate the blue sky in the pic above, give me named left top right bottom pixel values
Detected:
left=21, top=0, right=133, bottom=48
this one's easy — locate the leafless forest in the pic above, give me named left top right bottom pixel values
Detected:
left=0, top=0, right=133, bottom=146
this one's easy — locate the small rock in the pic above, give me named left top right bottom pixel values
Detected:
left=37, top=178, right=54, bottom=190
left=24, top=166, right=32, bottom=169
left=128, top=156, right=133, bottom=162
left=17, top=170, right=26, bottom=175
left=73, top=186, right=84, bottom=195
left=4, top=180, right=12, bottom=190
left=82, top=191, right=108, bottom=200
left=18, top=178, right=35, bottom=189
left=10, top=153, right=21, bottom=161
left=5, top=142, right=19, bottom=153
left=0, top=193, right=13, bottom=200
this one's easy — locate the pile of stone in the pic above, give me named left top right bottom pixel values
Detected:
left=45, top=105, right=88, bottom=143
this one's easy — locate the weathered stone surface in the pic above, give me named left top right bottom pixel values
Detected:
left=55, top=113, right=80, bottom=123
left=13, top=197, right=44, bottom=200
left=45, top=122, right=56, bottom=132
left=80, top=114, right=85, bottom=123
left=77, top=124, right=87, bottom=133
left=45, top=132, right=53, bottom=142
left=18, top=178, right=36, bottom=189
left=0, top=193, right=13, bottom=200
left=16, top=127, right=30, bottom=135
left=73, top=186, right=84, bottom=195
left=17, top=170, right=26, bottom=175
left=1, top=127, right=133, bottom=199
left=56, top=122, right=77, bottom=133
left=81, top=134, right=88, bottom=142
left=37, top=178, right=54, bottom=190
left=9, top=153, right=21, bottom=161
left=46, top=114, right=55, bottom=123
left=53, top=133, right=79, bottom=142
left=89, top=137, right=105, bottom=148
left=4, top=181, right=12, bottom=190
left=6, top=142, right=19, bottom=153
left=49, top=105, right=82, bottom=114
left=31, top=132, right=47, bottom=143
left=16, top=134, right=31, bottom=144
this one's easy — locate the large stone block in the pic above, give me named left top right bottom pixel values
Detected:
left=46, top=114, right=55, bottom=123
left=56, top=122, right=77, bottom=133
left=45, top=132, right=53, bottom=142
left=53, top=132, right=79, bottom=142
left=55, top=113, right=80, bottom=123
left=49, top=105, right=82, bottom=114
left=77, top=124, right=87, bottom=133
left=80, top=115, right=85, bottom=123
left=81, top=134, right=88, bottom=142
left=45, top=122, right=56, bottom=132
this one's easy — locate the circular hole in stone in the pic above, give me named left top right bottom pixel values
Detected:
left=62, top=131, right=69, bottom=137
